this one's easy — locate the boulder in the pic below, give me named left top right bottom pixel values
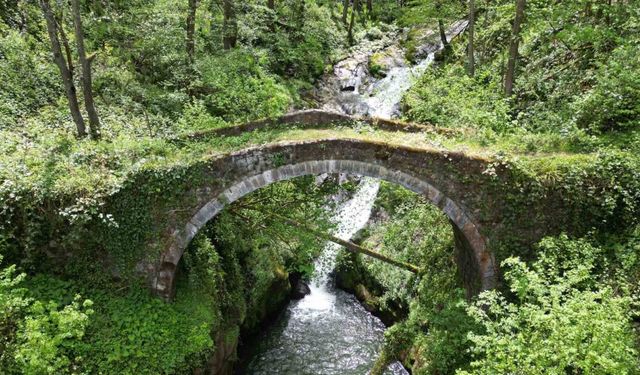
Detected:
left=291, top=279, right=311, bottom=299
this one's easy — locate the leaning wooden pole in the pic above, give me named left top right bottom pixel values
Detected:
left=268, top=212, right=421, bottom=274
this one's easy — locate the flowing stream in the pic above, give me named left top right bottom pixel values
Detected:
left=242, top=179, right=410, bottom=374
left=241, top=22, right=467, bottom=374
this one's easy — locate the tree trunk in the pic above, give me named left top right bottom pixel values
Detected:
left=438, top=19, right=448, bottom=47
left=366, top=0, right=372, bottom=14
left=71, top=0, right=100, bottom=139
left=294, top=0, right=305, bottom=41
left=222, top=0, right=237, bottom=49
left=347, top=0, right=358, bottom=45
left=186, top=0, right=197, bottom=63
left=341, top=0, right=349, bottom=25
left=504, top=0, right=526, bottom=97
left=267, top=0, right=275, bottom=32
left=57, top=16, right=75, bottom=76
left=40, top=0, right=86, bottom=138
left=467, top=0, right=475, bottom=76
left=270, top=212, right=421, bottom=274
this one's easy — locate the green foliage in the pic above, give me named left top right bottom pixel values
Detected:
left=213, top=175, right=339, bottom=280
left=176, top=100, right=227, bottom=132
left=400, top=0, right=464, bottom=28
left=364, top=182, right=456, bottom=309
left=403, top=65, right=510, bottom=131
left=460, top=235, right=640, bottom=375
left=0, top=255, right=29, bottom=369
left=0, top=254, right=95, bottom=375
left=400, top=0, right=640, bottom=137
left=575, top=44, right=640, bottom=133
left=0, top=28, right=61, bottom=128
left=13, top=297, right=93, bottom=375
left=368, top=52, right=389, bottom=78
left=409, top=302, right=476, bottom=375
left=194, top=50, right=292, bottom=122
left=266, top=1, right=344, bottom=80
left=2, top=1, right=640, bottom=373
left=337, top=182, right=476, bottom=374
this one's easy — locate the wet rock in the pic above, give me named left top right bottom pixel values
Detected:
left=369, top=45, right=407, bottom=78
left=336, top=61, right=368, bottom=93
left=289, top=272, right=311, bottom=299
left=203, top=329, right=239, bottom=375
left=355, top=284, right=378, bottom=312
left=313, top=20, right=468, bottom=117
left=291, top=280, right=311, bottom=299
left=341, top=101, right=370, bottom=116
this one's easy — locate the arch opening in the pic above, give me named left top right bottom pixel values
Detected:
left=153, top=159, right=496, bottom=300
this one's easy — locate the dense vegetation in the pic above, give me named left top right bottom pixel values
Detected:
left=0, top=175, right=340, bottom=373
left=337, top=183, right=640, bottom=374
left=1, top=0, right=639, bottom=373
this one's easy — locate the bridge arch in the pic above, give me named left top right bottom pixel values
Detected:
left=151, top=139, right=498, bottom=299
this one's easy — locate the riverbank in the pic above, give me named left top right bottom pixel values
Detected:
left=333, top=181, right=476, bottom=373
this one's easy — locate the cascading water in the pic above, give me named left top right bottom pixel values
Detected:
left=321, top=20, right=468, bottom=119
left=241, top=21, right=468, bottom=374
left=242, top=179, right=408, bottom=375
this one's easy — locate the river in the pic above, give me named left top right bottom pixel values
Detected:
left=241, top=179, right=408, bottom=375
left=240, top=21, right=466, bottom=375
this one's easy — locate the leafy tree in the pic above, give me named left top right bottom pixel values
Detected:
left=39, top=0, right=87, bottom=138
left=460, top=236, right=639, bottom=374
left=71, top=0, right=101, bottom=139
left=401, top=0, right=465, bottom=48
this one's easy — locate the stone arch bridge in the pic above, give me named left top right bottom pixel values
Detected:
left=134, top=110, right=501, bottom=300
left=111, top=110, right=567, bottom=300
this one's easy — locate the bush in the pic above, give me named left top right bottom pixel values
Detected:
left=1, top=254, right=94, bottom=375
left=0, top=29, right=61, bottom=128
left=575, top=44, right=640, bottom=133
left=460, top=236, right=639, bottom=374
left=195, top=49, right=292, bottom=122
left=13, top=297, right=93, bottom=375
left=402, top=65, right=510, bottom=131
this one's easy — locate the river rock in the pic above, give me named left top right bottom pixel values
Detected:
left=291, top=279, right=311, bottom=299
left=369, top=45, right=406, bottom=78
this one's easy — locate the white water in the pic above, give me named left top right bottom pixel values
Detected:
left=298, top=178, right=380, bottom=313
left=364, top=53, right=435, bottom=118
left=323, top=19, right=468, bottom=119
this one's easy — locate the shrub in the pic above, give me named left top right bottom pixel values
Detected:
left=13, top=297, right=93, bottom=375
left=402, top=65, right=510, bottom=132
left=575, top=44, right=640, bottom=133
left=0, top=29, right=61, bottom=127
left=195, top=49, right=292, bottom=122
left=460, top=236, right=639, bottom=374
